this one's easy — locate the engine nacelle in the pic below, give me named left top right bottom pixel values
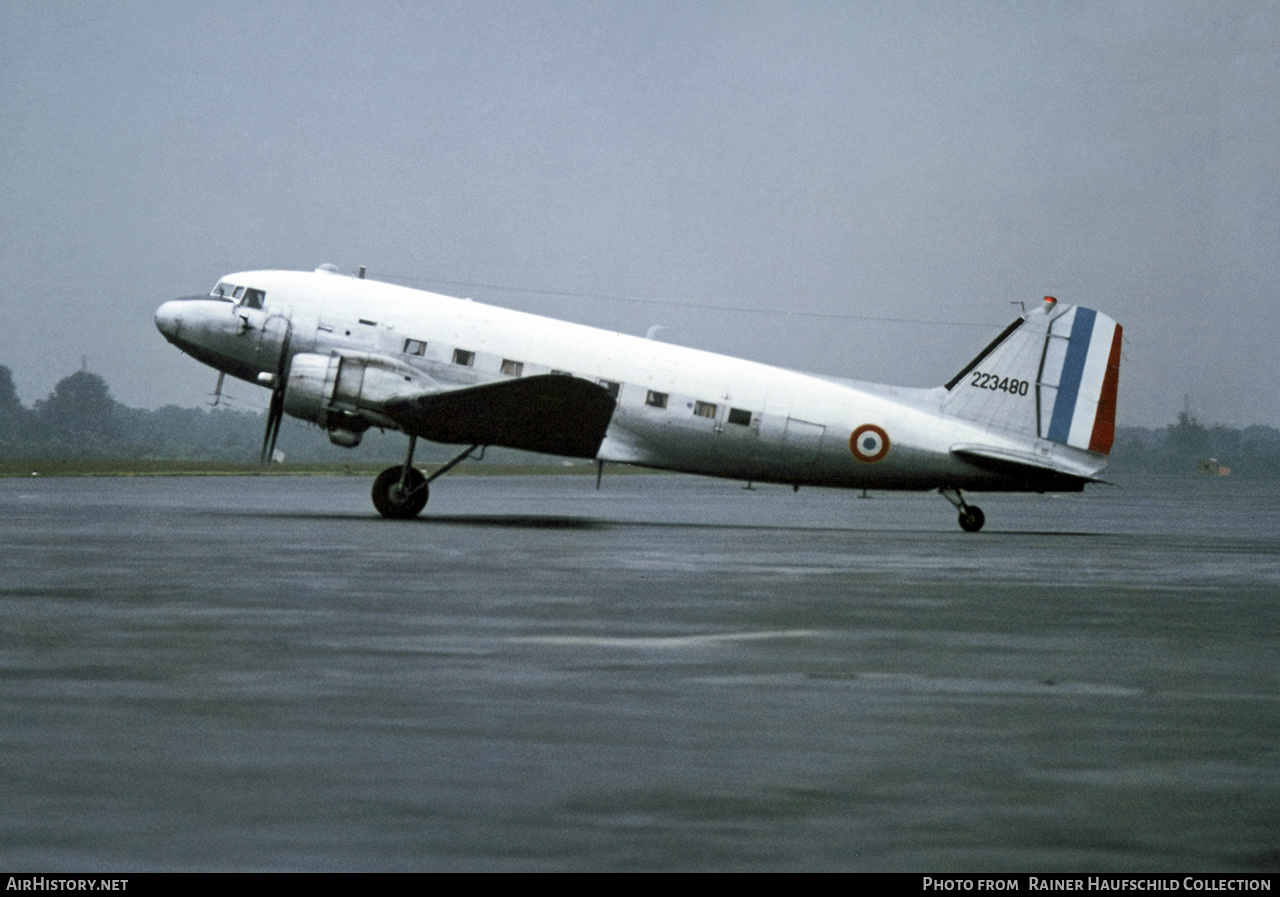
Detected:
left=282, top=352, right=432, bottom=439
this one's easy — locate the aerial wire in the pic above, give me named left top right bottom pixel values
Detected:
left=375, top=272, right=1006, bottom=329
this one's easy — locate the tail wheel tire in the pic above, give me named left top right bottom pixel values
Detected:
left=372, top=466, right=428, bottom=519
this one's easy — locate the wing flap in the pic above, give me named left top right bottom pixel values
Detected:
left=384, top=375, right=616, bottom=459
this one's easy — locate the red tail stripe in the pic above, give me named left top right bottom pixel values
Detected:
left=1088, top=323, right=1123, bottom=454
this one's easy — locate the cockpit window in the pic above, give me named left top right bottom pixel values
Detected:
left=209, top=281, right=266, bottom=308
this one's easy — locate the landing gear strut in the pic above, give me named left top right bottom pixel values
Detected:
left=940, top=487, right=985, bottom=533
left=371, top=438, right=482, bottom=519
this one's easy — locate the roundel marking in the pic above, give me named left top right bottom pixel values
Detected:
left=850, top=424, right=890, bottom=463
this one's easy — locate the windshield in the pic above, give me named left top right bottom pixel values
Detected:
left=209, top=281, right=266, bottom=309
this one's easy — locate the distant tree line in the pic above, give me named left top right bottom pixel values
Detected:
left=2, top=364, right=1278, bottom=474
left=1107, top=412, right=1280, bottom=477
left=0, top=365, right=518, bottom=464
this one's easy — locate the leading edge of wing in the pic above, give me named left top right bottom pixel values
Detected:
left=383, top=374, right=617, bottom=459
left=949, top=443, right=1108, bottom=491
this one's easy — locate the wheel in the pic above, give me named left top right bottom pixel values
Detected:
left=372, top=466, right=428, bottom=519
left=958, top=506, right=985, bottom=533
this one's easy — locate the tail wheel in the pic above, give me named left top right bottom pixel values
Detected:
left=958, top=507, right=985, bottom=533
left=372, top=466, right=428, bottom=519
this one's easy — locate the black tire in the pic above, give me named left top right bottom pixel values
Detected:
left=372, top=466, right=428, bottom=519
left=958, top=506, right=985, bottom=533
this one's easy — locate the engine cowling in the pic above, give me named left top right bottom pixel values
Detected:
left=282, top=352, right=432, bottom=444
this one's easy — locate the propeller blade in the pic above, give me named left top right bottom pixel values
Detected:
left=260, top=387, right=284, bottom=464
left=258, top=319, right=293, bottom=465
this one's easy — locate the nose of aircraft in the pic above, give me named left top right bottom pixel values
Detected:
left=154, top=299, right=184, bottom=341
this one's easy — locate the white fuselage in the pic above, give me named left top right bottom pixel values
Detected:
left=155, top=269, right=1108, bottom=492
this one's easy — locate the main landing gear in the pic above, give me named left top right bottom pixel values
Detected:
left=372, top=437, right=482, bottom=519
left=940, top=487, right=985, bottom=533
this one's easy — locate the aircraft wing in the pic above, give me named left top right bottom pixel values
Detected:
left=949, top=443, right=1107, bottom=491
left=383, top=374, right=617, bottom=459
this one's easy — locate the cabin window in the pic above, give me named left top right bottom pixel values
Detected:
left=212, top=282, right=235, bottom=300
left=501, top=359, right=524, bottom=376
left=646, top=390, right=668, bottom=409
left=242, top=288, right=265, bottom=309
left=452, top=349, right=475, bottom=367
left=599, top=380, right=620, bottom=398
left=232, top=286, right=244, bottom=300
left=728, top=407, right=752, bottom=426
left=403, top=338, right=427, bottom=356
left=693, top=401, right=718, bottom=419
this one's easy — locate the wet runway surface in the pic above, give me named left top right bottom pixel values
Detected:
left=2, top=473, right=1278, bottom=871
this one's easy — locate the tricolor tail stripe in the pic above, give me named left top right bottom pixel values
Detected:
left=1044, top=309, right=1122, bottom=454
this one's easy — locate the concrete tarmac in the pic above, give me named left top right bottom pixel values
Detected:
left=1, top=472, right=1277, bottom=871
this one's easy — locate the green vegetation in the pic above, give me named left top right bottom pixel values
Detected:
left=1, top=459, right=380, bottom=477
left=1108, top=412, right=1280, bottom=477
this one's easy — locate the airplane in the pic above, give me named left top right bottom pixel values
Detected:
left=154, top=265, right=1122, bottom=531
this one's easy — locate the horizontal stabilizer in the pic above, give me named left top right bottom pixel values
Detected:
left=950, top=443, right=1105, bottom=491
left=383, top=375, right=617, bottom=459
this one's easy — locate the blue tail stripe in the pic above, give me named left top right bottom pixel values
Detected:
left=1047, top=308, right=1096, bottom=443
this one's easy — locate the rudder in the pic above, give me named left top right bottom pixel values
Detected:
left=1040, top=306, right=1122, bottom=454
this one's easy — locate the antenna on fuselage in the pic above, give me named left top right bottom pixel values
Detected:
left=357, top=265, right=366, bottom=279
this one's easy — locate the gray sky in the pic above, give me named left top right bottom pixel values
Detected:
left=3, top=0, right=1277, bottom=428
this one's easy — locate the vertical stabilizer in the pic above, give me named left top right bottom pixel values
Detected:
left=943, top=298, right=1122, bottom=455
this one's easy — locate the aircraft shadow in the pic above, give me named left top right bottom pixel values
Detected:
left=221, top=510, right=1100, bottom=536
left=416, top=514, right=607, bottom=530
left=234, top=511, right=609, bottom=530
